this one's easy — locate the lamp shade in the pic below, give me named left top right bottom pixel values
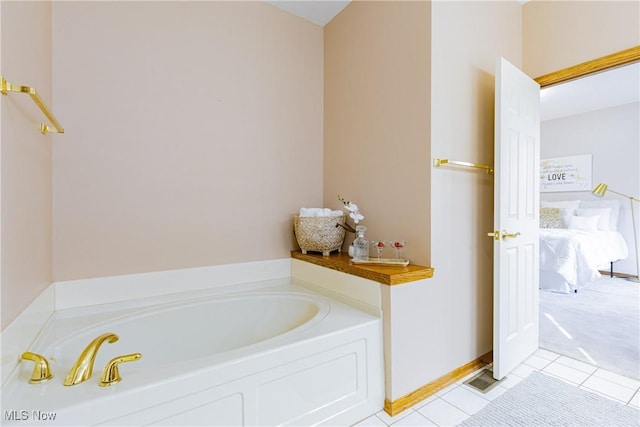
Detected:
left=592, top=183, right=608, bottom=198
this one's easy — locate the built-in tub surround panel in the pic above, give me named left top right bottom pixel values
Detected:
left=2, top=282, right=384, bottom=426
left=291, top=254, right=435, bottom=406
left=292, top=252, right=455, bottom=408
left=51, top=1, right=323, bottom=281
left=291, top=258, right=382, bottom=314
left=54, top=258, right=291, bottom=311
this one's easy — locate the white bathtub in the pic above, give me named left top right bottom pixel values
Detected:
left=2, top=280, right=384, bottom=426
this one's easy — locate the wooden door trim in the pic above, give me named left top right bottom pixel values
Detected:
left=535, top=46, right=640, bottom=88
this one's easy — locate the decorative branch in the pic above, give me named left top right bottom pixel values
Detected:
left=336, top=222, right=356, bottom=234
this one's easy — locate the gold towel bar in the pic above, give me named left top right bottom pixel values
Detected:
left=1, top=76, right=64, bottom=134
left=433, top=158, right=493, bottom=174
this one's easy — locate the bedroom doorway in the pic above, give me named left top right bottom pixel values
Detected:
left=534, top=47, right=640, bottom=380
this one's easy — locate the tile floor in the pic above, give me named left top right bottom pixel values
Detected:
left=354, top=348, right=640, bottom=426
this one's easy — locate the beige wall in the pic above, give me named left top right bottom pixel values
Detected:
left=388, top=0, right=521, bottom=401
left=523, top=0, right=640, bottom=78
left=372, top=0, right=638, bottom=402
left=324, top=0, right=430, bottom=401
left=51, top=2, right=323, bottom=281
left=322, top=0, right=520, bottom=402
left=323, top=0, right=430, bottom=265
left=1, top=1, right=53, bottom=329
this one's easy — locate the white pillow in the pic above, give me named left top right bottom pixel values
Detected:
left=576, top=207, right=612, bottom=231
left=579, top=199, right=621, bottom=231
left=540, top=200, right=581, bottom=209
left=568, top=215, right=599, bottom=232
left=540, top=200, right=581, bottom=224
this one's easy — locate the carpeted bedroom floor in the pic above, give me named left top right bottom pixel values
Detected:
left=539, top=276, right=640, bottom=380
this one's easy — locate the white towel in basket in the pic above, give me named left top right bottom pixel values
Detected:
left=299, top=208, right=343, bottom=217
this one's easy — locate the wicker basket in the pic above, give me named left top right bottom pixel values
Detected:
left=294, top=214, right=346, bottom=256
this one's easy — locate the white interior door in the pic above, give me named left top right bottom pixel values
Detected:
left=492, top=57, right=540, bottom=380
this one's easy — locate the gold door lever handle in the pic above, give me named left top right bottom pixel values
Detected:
left=501, top=231, right=521, bottom=240
left=99, top=353, right=142, bottom=387
left=487, top=230, right=520, bottom=241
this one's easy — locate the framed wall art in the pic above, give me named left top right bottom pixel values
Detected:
left=540, top=154, right=592, bottom=192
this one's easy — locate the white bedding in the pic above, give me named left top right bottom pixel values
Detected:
left=539, top=229, right=629, bottom=293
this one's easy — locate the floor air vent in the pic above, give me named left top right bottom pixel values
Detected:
left=463, top=369, right=501, bottom=393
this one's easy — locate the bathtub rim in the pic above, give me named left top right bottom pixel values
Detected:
left=0, top=278, right=296, bottom=391
left=40, top=275, right=380, bottom=356
left=3, top=274, right=382, bottom=392
left=44, top=290, right=332, bottom=371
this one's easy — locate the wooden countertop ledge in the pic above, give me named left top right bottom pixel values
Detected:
left=291, top=251, right=434, bottom=286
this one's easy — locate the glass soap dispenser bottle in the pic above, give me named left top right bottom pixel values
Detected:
left=353, top=225, right=369, bottom=261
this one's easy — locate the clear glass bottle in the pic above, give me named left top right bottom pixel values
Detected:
left=353, top=225, right=369, bottom=261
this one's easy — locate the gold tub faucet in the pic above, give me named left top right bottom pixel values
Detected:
left=63, top=333, right=119, bottom=386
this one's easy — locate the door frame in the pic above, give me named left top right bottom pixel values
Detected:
left=531, top=46, right=640, bottom=354
left=534, top=46, right=640, bottom=88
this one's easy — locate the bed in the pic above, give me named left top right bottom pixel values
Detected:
left=539, top=199, right=629, bottom=293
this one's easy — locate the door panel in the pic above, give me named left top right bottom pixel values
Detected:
left=493, top=57, right=540, bottom=380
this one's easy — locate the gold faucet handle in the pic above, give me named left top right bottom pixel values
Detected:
left=99, top=353, right=142, bottom=387
left=21, top=352, right=53, bottom=384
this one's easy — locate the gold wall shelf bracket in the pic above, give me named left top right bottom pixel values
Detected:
left=1, top=76, right=64, bottom=134
left=433, top=158, right=494, bottom=174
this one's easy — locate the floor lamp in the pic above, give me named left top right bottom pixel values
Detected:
left=592, top=183, right=640, bottom=283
